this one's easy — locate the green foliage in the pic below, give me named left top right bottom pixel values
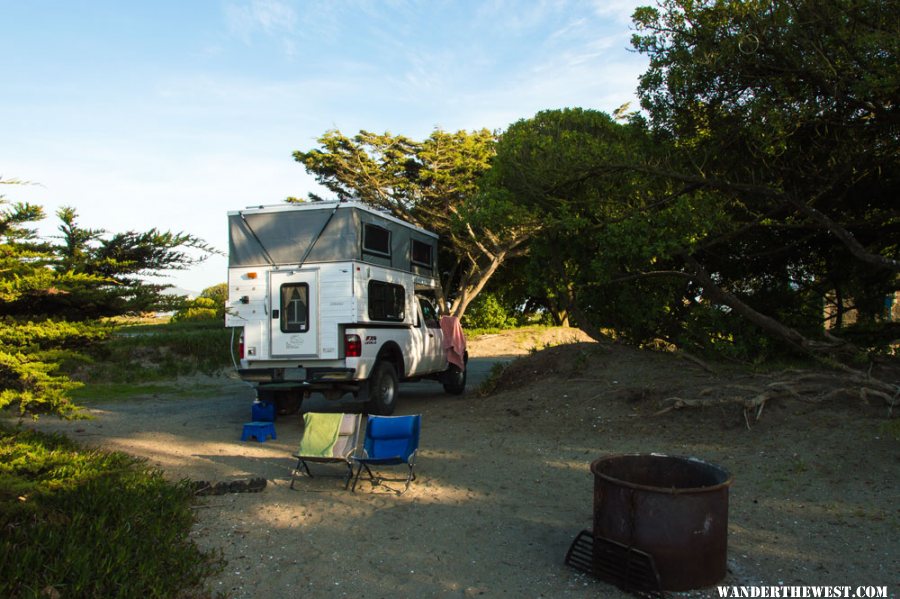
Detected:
left=487, top=3, right=898, bottom=360
left=171, top=304, right=218, bottom=323
left=1, top=201, right=214, bottom=320
left=295, top=128, right=539, bottom=316
left=626, top=0, right=899, bottom=354
left=200, top=283, right=227, bottom=309
left=34, top=207, right=218, bottom=319
left=172, top=297, right=218, bottom=323
left=491, top=108, right=699, bottom=343
left=171, top=283, right=228, bottom=323
left=78, top=320, right=236, bottom=383
left=461, top=292, right=519, bottom=330
left=0, top=318, right=113, bottom=418
left=0, top=180, right=217, bottom=418
left=0, top=424, right=221, bottom=598
left=476, top=361, right=510, bottom=397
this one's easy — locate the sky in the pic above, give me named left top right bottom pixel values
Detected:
left=1, top=0, right=649, bottom=293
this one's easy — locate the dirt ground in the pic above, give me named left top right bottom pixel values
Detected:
left=22, top=328, right=899, bottom=598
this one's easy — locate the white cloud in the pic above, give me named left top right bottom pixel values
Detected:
left=225, top=0, right=299, bottom=46
left=589, top=0, right=644, bottom=24
left=250, top=0, right=298, bottom=32
left=548, top=17, right=589, bottom=42
left=2, top=0, right=654, bottom=291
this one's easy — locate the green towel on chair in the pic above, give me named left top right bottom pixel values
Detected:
left=298, top=412, right=343, bottom=457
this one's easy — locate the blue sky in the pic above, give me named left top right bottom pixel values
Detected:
left=1, top=0, right=648, bottom=292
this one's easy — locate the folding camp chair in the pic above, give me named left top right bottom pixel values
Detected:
left=290, top=412, right=362, bottom=489
left=351, top=414, right=421, bottom=494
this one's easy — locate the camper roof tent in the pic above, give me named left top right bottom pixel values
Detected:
left=228, top=202, right=439, bottom=277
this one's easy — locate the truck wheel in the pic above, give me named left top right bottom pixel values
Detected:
left=442, top=364, right=466, bottom=395
left=364, top=361, right=399, bottom=415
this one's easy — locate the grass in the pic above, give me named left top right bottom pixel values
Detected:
left=0, top=423, right=222, bottom=598
left=477, top=361, right=512, bottom=396
left=72, top=320, right=237, bottom=385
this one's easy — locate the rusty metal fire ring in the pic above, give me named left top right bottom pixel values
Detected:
left=591, top=453, right=733, bottom=591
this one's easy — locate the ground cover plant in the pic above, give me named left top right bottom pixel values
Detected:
left=0, top=424, right=221, bottom=598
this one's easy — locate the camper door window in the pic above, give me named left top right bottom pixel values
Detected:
left=280, top=283, right=309, bottom=332
left=368, top=280, right=405, bottom=322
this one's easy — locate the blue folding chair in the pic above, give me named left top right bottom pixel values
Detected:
left=351, top=414, right=421, bottom=494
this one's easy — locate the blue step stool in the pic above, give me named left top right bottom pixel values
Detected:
left=241, top=421, right=276, bottom=442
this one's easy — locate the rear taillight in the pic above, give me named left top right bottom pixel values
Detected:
left=345, top=334, right=361, bottom=357
left=239, top=333, right=245, bottom=359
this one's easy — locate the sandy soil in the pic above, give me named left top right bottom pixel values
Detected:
left=21, top=328, right=899, bottom=598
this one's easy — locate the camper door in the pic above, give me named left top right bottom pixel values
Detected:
left=269, top=270, right=319, bottom=357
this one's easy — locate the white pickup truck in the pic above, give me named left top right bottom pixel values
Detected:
left=225, top=201, right=466, bottom=415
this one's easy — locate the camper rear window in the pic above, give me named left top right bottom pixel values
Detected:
left=363, top=224, right=391, bottom=257
left=411, top=239, right=433, bottom=269
left=280, top=283, right=309, bottom=333
left=368, top=280, right=405, bottom=322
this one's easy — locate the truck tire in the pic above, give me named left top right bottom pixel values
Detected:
left=364, top=361, right=399, bottom=415
left=442, top=363, right=466, bottom=395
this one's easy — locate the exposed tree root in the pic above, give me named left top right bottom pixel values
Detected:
left=675, top=349, right=717, bottom=373
left=654, top=368, right=899, bottom=428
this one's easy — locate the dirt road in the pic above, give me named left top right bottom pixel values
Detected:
left=23, top=329, right=899, bottom=598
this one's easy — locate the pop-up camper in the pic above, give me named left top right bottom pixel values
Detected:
left=226, top=201, right=466, bottom=415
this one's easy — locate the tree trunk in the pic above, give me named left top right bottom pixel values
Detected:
left=568, top=301, right=610, bottom=344
left=448, top=251, right=507, bottom=318
left=546, top=296, right=569, bottom=326
left=681, top=254, right=846, bottom=356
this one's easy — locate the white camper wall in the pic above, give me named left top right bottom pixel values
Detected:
left=316, top=262, right=356, bottom=358
left=225, top=266, right=270, bottom=360
left=353, top=263, right=417, bottom=326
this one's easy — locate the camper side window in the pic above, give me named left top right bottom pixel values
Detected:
left=411, top=239, right=433, bottom=270
left=368, top=280, right=405, bottom=322
left=363, top=224, right=391, bottom=258
left=280, top=283, right=309, bottom=333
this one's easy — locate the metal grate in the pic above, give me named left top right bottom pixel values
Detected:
left=564, top=530, right=664, bottom=598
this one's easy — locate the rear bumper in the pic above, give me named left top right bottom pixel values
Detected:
left=237, top=367, right=357, bottom=388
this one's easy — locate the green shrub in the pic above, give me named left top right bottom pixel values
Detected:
left=199, top=283, right=227, bottom=312
left=0, top=319, right=113, bottom=418
left=462, top=293, right=517, bottom=329
left=477, top=360, right=510, bottom=396
left=79, top=320, right=236, bottom=382
left=0, top=424, right=221, bottom=598
left=170, top=284, right=228, bottom=324
left=172, top=297, right=219, bottom=323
